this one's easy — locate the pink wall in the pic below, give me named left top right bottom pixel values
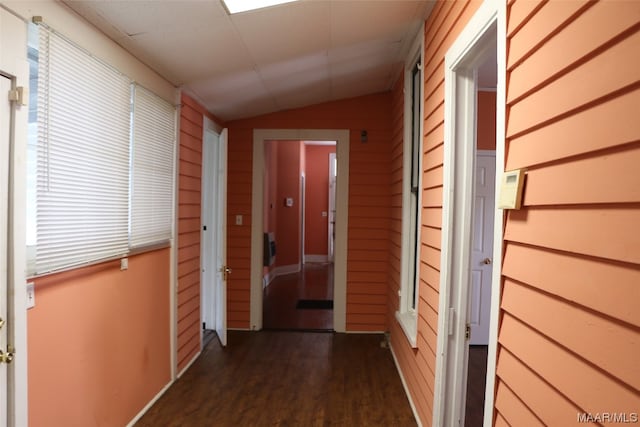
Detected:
left=495, top=1, right=640, bottom=424
left=477, top=90, right=496, bottom=150
left=226, top=92, right=392, bottom=330
left=304, top=145, right=336, bottom=257
left=28, top=249, right=171, bottom=427
left=388, top=1, right=483, bottom=424
left=275, top=141, right=302, bottom=267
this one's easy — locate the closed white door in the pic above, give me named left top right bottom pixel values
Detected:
left=0, top=75, right=11, bottom=427
left=468, top=152, right=496, bottom=345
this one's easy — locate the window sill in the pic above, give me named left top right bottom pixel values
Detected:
left=395, top=310, right=418, bottom=348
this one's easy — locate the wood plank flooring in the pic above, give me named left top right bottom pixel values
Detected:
left=465, top=345, right=488, bottom=427
left=137, top=331, right=417, bottom=426
left=263, top=263, right=334, bottom=331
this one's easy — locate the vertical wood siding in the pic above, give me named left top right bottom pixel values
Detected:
left=496, top=1, right=640, bottom=425
left=226, top=93, right=392, bottom=331
left=388, top=1, right=482, bottom=425
left=177, top=94, right=204, bottom=372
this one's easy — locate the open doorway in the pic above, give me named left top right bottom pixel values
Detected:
left=434, top=2, right=503, bottom=426
left=250, top=129, right=349, bottom=333
left=261, top=140, right=337, bottom=331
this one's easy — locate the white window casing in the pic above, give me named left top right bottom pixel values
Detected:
left=396, top=24, right=425, bottom=348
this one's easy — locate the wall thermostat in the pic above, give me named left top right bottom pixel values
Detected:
left=498, top=169, right=526, bottom=209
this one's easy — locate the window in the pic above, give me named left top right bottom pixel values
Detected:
left=396, top=31, right=424, bottom=348
left=27, top=23, right=176, bottom=276
left=130, top=85, right=176, bottom=249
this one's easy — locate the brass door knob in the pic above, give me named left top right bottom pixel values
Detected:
left=0, top=350, right=14, bottom=364
left=483, top=258, right=492, bottom=265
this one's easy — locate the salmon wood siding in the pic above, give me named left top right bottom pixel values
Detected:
left=226, top=92, right=392, bottom=331
left=388, top=1, right=483, bottom=425
left=496, top=1, right=640, bottom=425
left=177, top=94, right=205, bottom=372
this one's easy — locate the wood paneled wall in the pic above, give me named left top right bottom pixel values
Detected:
left=388, top=1, right=482, bottom=425
left=226, top=93, right=392, bottom=331
left=496, top=1, right=640, bottom=424
left=177, top=94, right=205, bottom=372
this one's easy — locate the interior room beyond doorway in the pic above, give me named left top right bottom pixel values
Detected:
left=262, top=140, right=336, bottom=331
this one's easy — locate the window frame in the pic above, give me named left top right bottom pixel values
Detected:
left=395, top=26, right=425, bottom=348
left=26, top=23, right=177, bottom=278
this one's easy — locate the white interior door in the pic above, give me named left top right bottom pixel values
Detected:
left=201, top=128, right=228, bottom=346
left=469, top=151, right=496, bottom=345
left=0, top=75, right=12, bottom=427
left=214, top=129, right=228, bottom=346
left=201, top=130, right=217, bottom=332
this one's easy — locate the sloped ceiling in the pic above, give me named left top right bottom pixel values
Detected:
left=63, top=0, right=435, bottom=121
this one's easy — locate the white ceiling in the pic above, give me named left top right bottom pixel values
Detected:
left=63, top=0, right=435, bottom=121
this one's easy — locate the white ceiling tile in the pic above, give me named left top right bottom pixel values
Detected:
left=62, top=0, right=438, bottom=121
left=231, top=1, right=331, bottom=64
left=330, top=1, right=424, bottom=46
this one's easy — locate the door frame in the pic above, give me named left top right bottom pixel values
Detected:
left=0, top=7, right=30, bottom=425
left=251, top=129, right=349, bottom=332
left=432, top=0, right=506, bottom=426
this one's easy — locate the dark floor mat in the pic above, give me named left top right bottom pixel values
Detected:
left=296, top=299, right=334, bottom=310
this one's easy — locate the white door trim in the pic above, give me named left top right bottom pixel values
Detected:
left=0, top=8, right=30, bottom=426
left=432, top=0, right=505, bottom=426
left=251, top=129, right=349, bottom=332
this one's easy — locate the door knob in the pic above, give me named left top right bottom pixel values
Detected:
left=0, top=349, right=14, bottom=364
left=483, top=258, right=492, bottom=265
left=0, top=318, right=5, bottom=329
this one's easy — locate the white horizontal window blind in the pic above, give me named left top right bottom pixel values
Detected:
left=130, top=85, right=176, bottom=248
left=35, top=26, right=131, bottom=274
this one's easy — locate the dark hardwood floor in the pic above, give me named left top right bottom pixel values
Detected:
left=465, top=345, right=488, bottom=427
left=136, top=331, right=417, bottom=427
left=263, top=263, right=334, bottom=331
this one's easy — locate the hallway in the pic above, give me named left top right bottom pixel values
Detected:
left=263, top=263, right=334, bottom=331
left=136, top=331, right=417, bottom=426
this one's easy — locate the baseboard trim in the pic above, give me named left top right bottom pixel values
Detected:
left=390, top=343, right=423, bottom=427
left=126, top=379, right=174, bottom=427
left=304, top=254, right=328, bottom=263
left=177, top=350, right=201, bottom=379
left=274, top=264, right=301, bottom=276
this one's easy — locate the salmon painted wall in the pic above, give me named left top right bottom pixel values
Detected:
left=304, top=145, right=336, bottom=257
left=388, top=1, right=482, bottom=425
left=275, top=141, right=302, bottom=268
left=28, top=249, right=171, bottom=427
left=495, top=1, right=640, bottom=425
left=477, top=90, right=496, bottom=150
left=227, top=93, right=392, bottom=330
left=263, top=140, right=278, bottom=277
left=177, top=94, right=224, bottom=372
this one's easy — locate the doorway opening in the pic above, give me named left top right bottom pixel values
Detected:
left=261, top=140, right=337, bottom=331
left=250, top=129, right=349, bottom=333
left=433, top=2, right=503, bottom=426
